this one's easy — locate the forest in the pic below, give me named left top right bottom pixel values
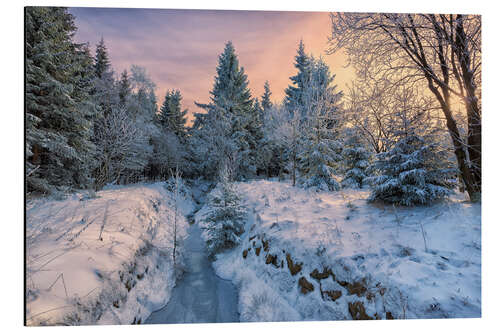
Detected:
left=25, top=7, right=481, bottom=325
left=26, top=8, right=481, bottom=204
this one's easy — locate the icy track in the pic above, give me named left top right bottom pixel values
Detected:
left=146, top=219, right=239, bottom=324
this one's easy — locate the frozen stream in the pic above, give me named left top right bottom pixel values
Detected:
left=145, top=189, right=239, bottom=324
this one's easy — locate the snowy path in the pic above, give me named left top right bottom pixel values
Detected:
left=145, top=188, right=240, bottom=324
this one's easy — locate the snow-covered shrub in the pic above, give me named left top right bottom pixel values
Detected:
left=368, top=135, right=454, bottom=206
left=341, top=145, right=371, bottom=188
left=163, top=175, right=190, bottom=199
left=200, top=178, right=247, bottom=259
left=298, top=133, right=341, bottom=191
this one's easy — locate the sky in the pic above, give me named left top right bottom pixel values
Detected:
left=69, top=7, right=354, bottom=123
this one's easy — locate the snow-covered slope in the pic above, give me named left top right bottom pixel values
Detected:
left=208, top=180, right=481, bottom=321
left=26, top=182, right=193, bottom=325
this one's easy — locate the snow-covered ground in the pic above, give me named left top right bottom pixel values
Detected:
left=203, top=180, right=481, bottom=321
left=25, top=182, right=193, bottom=325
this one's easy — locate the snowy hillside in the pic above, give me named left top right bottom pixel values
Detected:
left=26, top=182, right=193, bottom=325
left=205, top=180, right=481, bottom=321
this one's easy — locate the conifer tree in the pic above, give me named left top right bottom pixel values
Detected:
left=194, top=41, right=258, bottom=179
left=94, top=37, right=111, bottom=79
left=251, top=98, right=268, bottom=175
left=284, top=40, right=312, bottom=118
left=118, top=69, right=131, bottom=106
left=341, top=132, right=372, bottom=188
left=158, top=89, right=188, bottom=139
left=368, top=135, right=455, bottom=205
left=261, top=80, right=273, bottom=111
left=200, top=166, right=247, bottom=259
left=297, top=57, right=343, bottom=191
left=92, top=37, right=116, bottom=115
left=26, top=7, right=97, bottom=193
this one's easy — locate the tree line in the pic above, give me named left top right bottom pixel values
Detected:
left=26, top=7, right=481, bottom=205
left=26, top=7, right=187, bottom=194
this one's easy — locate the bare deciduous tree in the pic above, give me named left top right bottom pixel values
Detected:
left=344, top=76, right=436, bottom=153
left=93, top=107, right=146, bottom=190
left=328, top=13, right=481, bottom=201
left=271, top=106, right=302, bottom=185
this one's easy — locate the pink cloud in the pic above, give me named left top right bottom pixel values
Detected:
left=70, top=8, right=354, bottom=124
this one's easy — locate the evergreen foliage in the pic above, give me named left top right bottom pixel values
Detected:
left=192, top=41, right=260, bottom=180
left=341, top=146, right=371, bottom=189
left=201, top=169, right=247, bottom=259
left=25, top=12, right=462, bottom=210
left=341, top=133, right=372, bottom=188
left=118, top=69, right=132, bottom=106
left=297, top=57, right=343, bottom=191
left=26, top=7, right=98, bottom=193
left=261, top=81, right=273, bottom=111
left=368, top=135, right=455, bottom=206
left=158, top=89, right=188, bottom=139
left=92, top=37, right=116, bottom=116
left=94, top=37, right=111, bottom=79
left=92, top=64, right=158, bottom=189
left=264, top=106, right=299, bottom=179
left=25, top=8, right=187, bottom=194
left=284, top=40, right=312, bottom=118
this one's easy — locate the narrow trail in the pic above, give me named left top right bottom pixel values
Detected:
left=145, top=184, right=240, bottom=324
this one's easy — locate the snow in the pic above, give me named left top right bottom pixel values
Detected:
left=145, top=223, right=239, bottom=324
left=25, top=182, right=193, bottom=325
left=205, top=179, right=481, bottom=321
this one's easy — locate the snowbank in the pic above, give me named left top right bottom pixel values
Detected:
left=207, top=180, right=481, bottom=321
left=26, top=182, right=193, bottom=325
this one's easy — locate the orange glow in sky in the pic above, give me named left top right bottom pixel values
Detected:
left=70, top=8, right=354, bottom=124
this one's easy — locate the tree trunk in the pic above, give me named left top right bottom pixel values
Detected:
left=426, top=80, right=480, bottom=202
left=455, top=14, right=481, bottom=201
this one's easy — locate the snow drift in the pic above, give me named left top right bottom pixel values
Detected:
left=201, top=180, right=481, bottom=322
left=25, top=182, right=193, bottom=325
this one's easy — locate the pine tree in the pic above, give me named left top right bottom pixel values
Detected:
left=158, top=89, right=188, bottom=139
left=200, top=167, right=247, bottom=259
left=194, top=41, right=258, bottom=179
left=26, top=7, right=97, bottom=193
left=297, top=57, right=343, bottom=191
left=261, top=80, right=273, bottom=111
left=284, top=40, right=312, bottom=118
left=341, top=133, right=371, bottom=188
left=118, top=69, right=131, bottom=106
left=368, top=135, right=455, bottom=206
left=92, top=37, right=116, bottom=116
left=94, top=37, right=111, bottom=79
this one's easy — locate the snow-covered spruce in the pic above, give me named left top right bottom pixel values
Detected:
left=368, top=135, right=454, bottom=206
left=298, top=140, right=341, bottom=191
left=341, top=146, right=371, bottom=188
left=25, top=182, right=193, bottom=325
left=297, top=56, right=343, bottom=191
left=191, top=41, right=261, bottom=180
left=199, top=179, right=247, bottom=259
left=341, top=136, right=371, bottom=188
left=26, top=8, right=99, bottom=194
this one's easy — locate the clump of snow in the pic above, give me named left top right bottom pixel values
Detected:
left=26, top=182, right=193, bottom=325
left=209, top=180, right=480, bottom=321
